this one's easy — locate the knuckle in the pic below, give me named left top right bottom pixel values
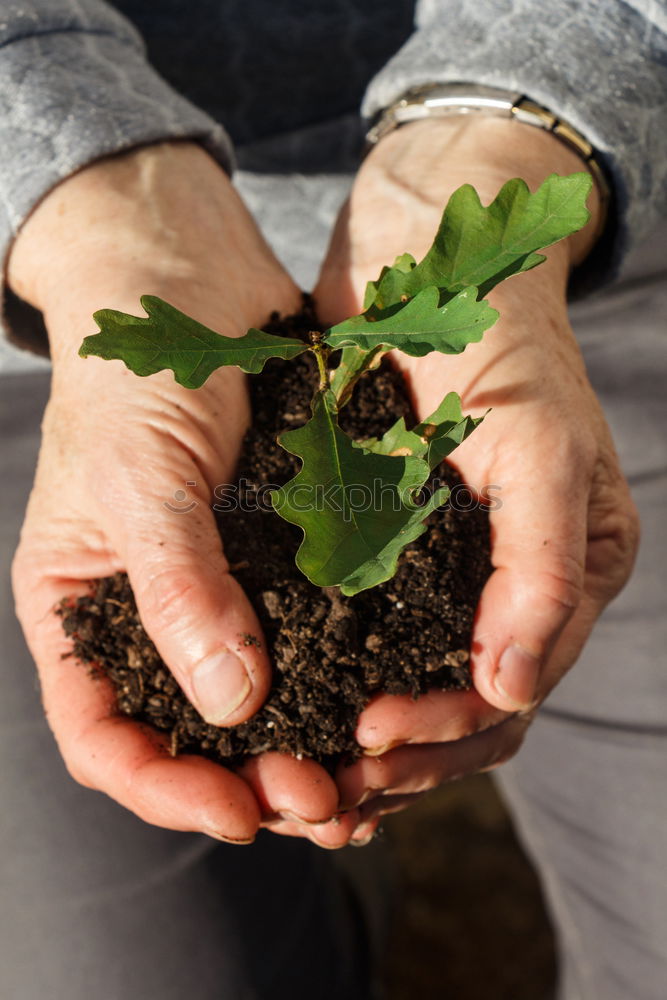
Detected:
left=57, top=721, right=103, bottom=790
left=561, top=430, right=598, bottom=472
left=136, top=564, right=198, bottom=631
left=609, top=500, right=641, bottom=569
left=62, top=753, right=96, bottom=790
left=480, top=732, right=526, bottom=773
left=479, top=716, right=532, bottom=773
left=10, top=543, right=34, bottom=609
left=578, top=431, right=600, bottom=469
left=409, top=772, right=442, bottom=795
left=10, top=553, right=27, bottom=620
left=480, top=744, right=518, bottom=772
left=365, top=756, right=395, bottom=789
left=460, top=710, right=513, bottom=742
left=587, top=454, right=641, bottom=593
left=123, top=752, right=154, bottom=804
left=534, top=557, right=584, bottom=614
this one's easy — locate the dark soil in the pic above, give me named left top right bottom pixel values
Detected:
left=59, top=298, right=492, bottom=768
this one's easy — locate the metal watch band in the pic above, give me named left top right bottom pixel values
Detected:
left=366, top=83, right=610, bottom=235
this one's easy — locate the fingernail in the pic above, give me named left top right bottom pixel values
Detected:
left=204, top=830, right=256, bottom=845
left=309, top=833, right=342, bottom=850
left=357, top=787, right=376, bottom=806
left=363, top=741, right=401, bottom=757
left=338, top=788, right=376, bottom=811
left=350, top=831, right=376, bottom=847
left=494, top=644, right=541, bottom=709
left=192, top=651, right=252, bottom=724
left=279, top=810, right=334, bottom=826
left=350, top=821, right=381, bottom=846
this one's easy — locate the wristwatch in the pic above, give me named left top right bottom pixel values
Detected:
left=366, top=83, right=610, bottom=237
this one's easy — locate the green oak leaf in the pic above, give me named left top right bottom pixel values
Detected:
left=324, top=286, right=498, bottom=358
left=355, top=417, right=427, bottom=461
left=415, top=392, right=487, bottom=469
left=360, top=392, right=486, bottom=469
left=271, top=390, right=449, bottom=595
left=368, top=172, right=592, bottom=310
left=80, top=295, right=308, bottom=388
left=363, top=252, right=417, bottom=310
left=330, top=344, right=384, bottom=407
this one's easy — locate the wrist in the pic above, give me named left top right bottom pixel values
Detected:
left=366, top=116, right=601, bottom=270
left=7, top=141, right=297, bottom=347
left=8, top=142, right=209, bottom=308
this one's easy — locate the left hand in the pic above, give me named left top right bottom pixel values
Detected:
left=313, top=117, right=639, bottom=841
left=8, top=142, right=359, bottom=849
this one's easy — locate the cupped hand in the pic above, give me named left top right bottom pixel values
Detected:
left=314, top=118, right=639, bottom=830
left=9, top=142, right=357, bottom=845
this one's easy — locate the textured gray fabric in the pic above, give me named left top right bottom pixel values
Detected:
left=0, top=2, right=233, bottom=257
left=1, top=0, right=666, bottom=374
left=110, top=0, right=416, bottom=147
left=0, top=1, right=235, bottom=368
left=364, top=0, right=667, bottom=271
left=492, top=223, right=667, bottom=1000
left=497, top=711, right=667, bottom=1000
left=0, top=371, right=375, bottom=1000
left=2, top=229, right=666, bottom=997
left=1, top=3, right=666, bottom=996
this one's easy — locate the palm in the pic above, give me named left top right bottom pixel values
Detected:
left=313, top=160, right=637, bottom=822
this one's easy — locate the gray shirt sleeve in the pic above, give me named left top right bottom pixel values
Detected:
left=363, top=0, right=667, bottom=286
left=0, top=0, right=233, bottom=359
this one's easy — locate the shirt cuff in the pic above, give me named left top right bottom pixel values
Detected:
left=0, top=27, right=233, bottom=357
left=362, top=0, right=667, bottom=293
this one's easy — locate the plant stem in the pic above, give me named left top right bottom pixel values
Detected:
left=309, top=336, right=331, bottom=391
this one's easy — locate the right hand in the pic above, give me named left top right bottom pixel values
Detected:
left=9, top=142, right=361, bottom=847
left=315, top=118, right=638, bottom=835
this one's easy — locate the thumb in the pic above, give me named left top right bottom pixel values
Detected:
left=119, top=488, right=270, bottom=727
left=470, top=468, right=588, bottom=713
